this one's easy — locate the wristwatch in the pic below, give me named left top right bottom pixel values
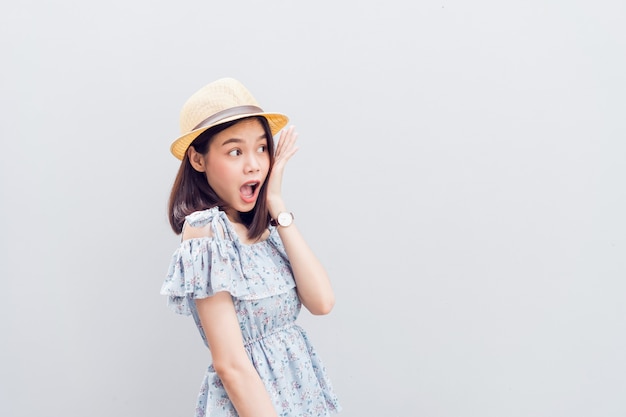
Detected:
left=271, top=212, right=294, bottom=227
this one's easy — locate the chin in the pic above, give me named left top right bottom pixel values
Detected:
left=237, top=202, right=257, bottom=214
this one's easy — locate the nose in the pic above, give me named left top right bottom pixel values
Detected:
left=244, top=152, right=261, bottom=173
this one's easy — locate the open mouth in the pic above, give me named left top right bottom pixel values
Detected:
left=240, top=181, right=260, bottom=202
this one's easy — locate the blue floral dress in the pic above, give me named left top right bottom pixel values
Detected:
left=161, top=207, right=341, bottom=417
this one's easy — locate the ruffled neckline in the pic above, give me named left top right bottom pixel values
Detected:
left=184, top=207, right=277, bottom=248
left=161, top=207, right=295, bottom=315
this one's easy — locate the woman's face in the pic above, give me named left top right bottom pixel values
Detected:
left=202, top=118, right=270, bottom=218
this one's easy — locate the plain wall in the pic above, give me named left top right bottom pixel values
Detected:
left=1, top=1, right=625, bottom=416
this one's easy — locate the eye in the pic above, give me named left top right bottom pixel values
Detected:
left=257, top=144, right=267, bottom=153
left=228, top=149, right=242, bottom=157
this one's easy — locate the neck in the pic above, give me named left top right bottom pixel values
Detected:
left=225, top=208, right=242, bottom=224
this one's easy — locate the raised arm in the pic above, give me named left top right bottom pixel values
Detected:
left=266, top=126, right=336, bottom=315
left=274, top=222, right=336, bottom=315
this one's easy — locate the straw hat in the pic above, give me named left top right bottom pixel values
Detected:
left=170, top=77, right=289, bottom=160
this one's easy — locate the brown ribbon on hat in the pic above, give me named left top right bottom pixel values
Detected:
left=192, top=105, right=264, bottom=131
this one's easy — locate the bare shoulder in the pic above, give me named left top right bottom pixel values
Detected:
left=182, top=221, right=225, bottom=241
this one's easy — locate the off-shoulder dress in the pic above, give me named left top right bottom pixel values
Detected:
left=161, top=207, right=341, bottom=417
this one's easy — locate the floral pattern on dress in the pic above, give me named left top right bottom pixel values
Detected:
left=161, top=207, right=341, bottom=417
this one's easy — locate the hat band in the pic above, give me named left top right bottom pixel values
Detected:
left=192, top=105, right=264, bottom=130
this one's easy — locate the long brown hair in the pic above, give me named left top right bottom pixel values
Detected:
left=168, top=116, right=275, bottom=239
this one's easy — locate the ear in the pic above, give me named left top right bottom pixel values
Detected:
left=188, top=146, right=206, bottom=172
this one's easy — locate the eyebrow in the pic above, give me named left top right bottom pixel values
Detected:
left=220, top=135, right=267, bottom=147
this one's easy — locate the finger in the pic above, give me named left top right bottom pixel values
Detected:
left=276, top=126, right=297, bottom=158
left=277, top=138, right=298, bottom=164
left=276, top=126, right=294, bottom=155
left=275, top=146, right=299, bottom=170
left=282, top=132, right=298, bottom=156
left=281, top=127, right=297, bottom=154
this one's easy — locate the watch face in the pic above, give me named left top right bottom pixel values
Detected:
left=278, top=212, right=293, bottom=226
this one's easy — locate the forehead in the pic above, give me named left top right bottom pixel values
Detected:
left=218, top=118, right=265, bottom=139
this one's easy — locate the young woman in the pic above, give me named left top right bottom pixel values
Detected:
left=160, top=78, right=341, bottom=417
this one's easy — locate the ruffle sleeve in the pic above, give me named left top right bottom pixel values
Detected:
left=160, top=208, right=297, bottom=315
left=160, top=236, right=249, bottom=315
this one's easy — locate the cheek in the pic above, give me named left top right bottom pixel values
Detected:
left=261, top=153, right=271, bottom=170
left=205, top=159, right=233, bottom=188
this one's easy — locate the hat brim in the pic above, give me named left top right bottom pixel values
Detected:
left=170, top=112, right=289, bottom=160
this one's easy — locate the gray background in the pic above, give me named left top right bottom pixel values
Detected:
left=1, top=1, right=625, bottom=416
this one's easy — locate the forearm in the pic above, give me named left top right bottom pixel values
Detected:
left=275, top=217, right=335, bottom=315
left=195, top=292, right=278, bottom=416
left=218, top=364, right=278, bottom=417
left=267, top=129, right=335, bottom=315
